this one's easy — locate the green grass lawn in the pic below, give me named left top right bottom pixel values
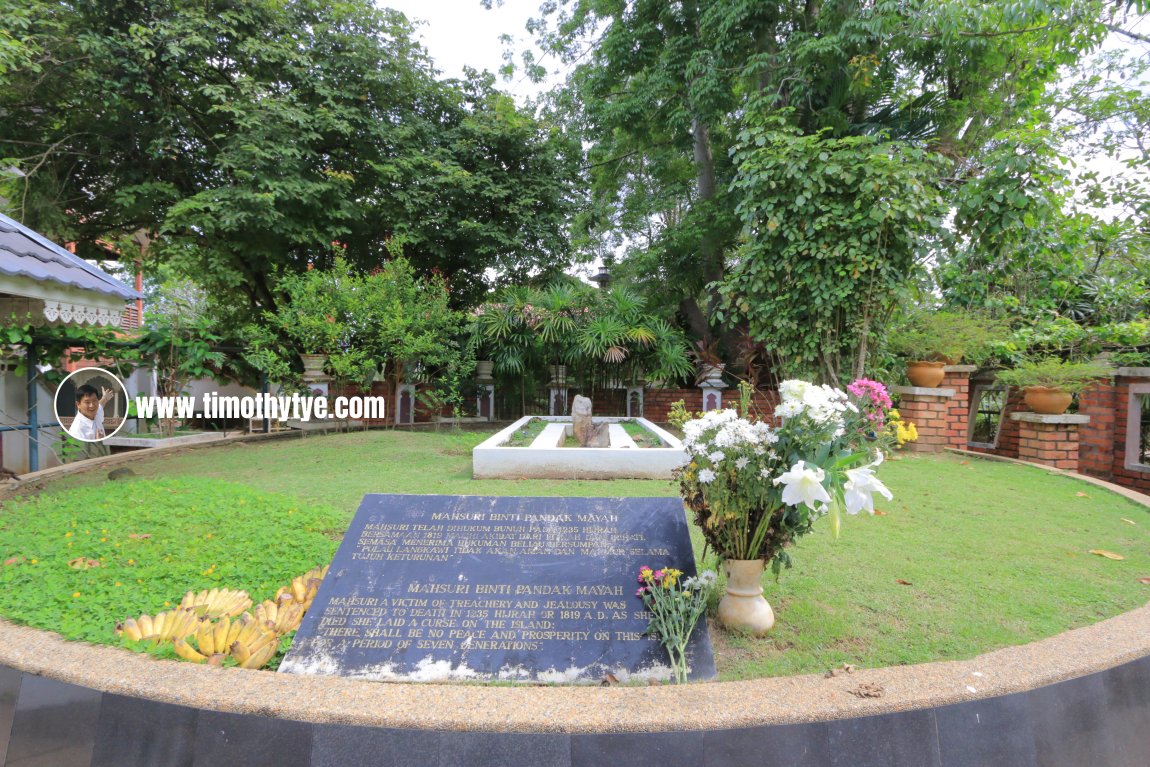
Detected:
left=3, top=429, right=1149, bottom=681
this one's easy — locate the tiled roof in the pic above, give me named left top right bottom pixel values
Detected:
left=0, top=212, right=141, bottom=300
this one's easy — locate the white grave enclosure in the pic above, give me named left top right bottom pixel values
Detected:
left=472, top=416, right=687, bottom=480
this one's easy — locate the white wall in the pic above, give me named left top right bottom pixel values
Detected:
left=0, top=370, right=63, bottom=474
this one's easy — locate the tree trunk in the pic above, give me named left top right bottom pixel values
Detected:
left=854, top=305, right=871, bottom=381
left=692, top=117, right=724, bottom=334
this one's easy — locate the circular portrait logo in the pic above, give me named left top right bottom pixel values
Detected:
left=54, top=368, right=129, bottom=443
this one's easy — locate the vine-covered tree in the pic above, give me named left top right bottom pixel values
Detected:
left=522, top=0, right=1140, bottom=382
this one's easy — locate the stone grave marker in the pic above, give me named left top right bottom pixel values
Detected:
left=279, top=494, right=715, bottom=683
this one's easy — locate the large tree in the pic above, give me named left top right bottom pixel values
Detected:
left=0, top=0, right=578, bottom=312
left=525, top=0, right=1131, bottom=381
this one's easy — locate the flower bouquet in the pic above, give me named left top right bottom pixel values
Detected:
left=676, top=379, right=895, bottom=633
left=635, top=566, right=717, bottom=684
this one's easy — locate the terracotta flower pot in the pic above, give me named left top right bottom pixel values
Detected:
left=1023, top=386, right=1073, bottom=415
left=716, top=559, right=774, bottom=635
left=906, top=360, right=946, bottom=388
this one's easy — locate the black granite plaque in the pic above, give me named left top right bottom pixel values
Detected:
left=279, top=495, right=715, bottom=683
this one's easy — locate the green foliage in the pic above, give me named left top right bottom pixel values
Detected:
left=526, top=0, right=1114, bottom=360
left=1007, top=316, right=1150, bottom=364
left=0, top=478, right=341, bottom=643
left=719, top=120, right=946, bottom=384
left=994, top=357, right=1112, bottom=394
left=886, top=311, right=1009, bottom=364
left=248, top=255, right=466, bottom=397
left=472, top=282, right=694, bottom=389
left=0, top=0, right=576, bottom=313
left=667, top=400, right=694, bottom=431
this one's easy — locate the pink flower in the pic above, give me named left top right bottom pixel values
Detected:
left=847, top=379, right=892, bottom=410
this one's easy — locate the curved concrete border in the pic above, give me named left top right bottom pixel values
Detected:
left=0, top=601, right=1147, bottom=734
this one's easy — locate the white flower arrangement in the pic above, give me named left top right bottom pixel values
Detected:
left=677, top=379, right=894, bottom=573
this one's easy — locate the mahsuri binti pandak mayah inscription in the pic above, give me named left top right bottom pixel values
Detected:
left=279, top=495, right=715, bottom=683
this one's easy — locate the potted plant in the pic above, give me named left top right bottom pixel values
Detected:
left=691, top=338, right=726, bottom=384
left=995, top=357, right=1111, bottom=415
left=674, top=380, right=895, bottom=635
left=888, top=311, right=1006, bottom=387
left=264, top=262, right=350, bottom=377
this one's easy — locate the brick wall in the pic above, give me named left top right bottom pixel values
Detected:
left=941, top=367, right=974, bottom=449
left=640, top=388, right=779, bottom=422
left=974, top=372, right=1150, bottom=498
left=1079, top=379, right=1117, bottom=480
left=1109, top=375, right=1150, bottom=495
left=994, top=388, right=1025, bottom=460
left=1016, top=419, right=1082, bottom=470
left=895, top=392, right=952, bottom=453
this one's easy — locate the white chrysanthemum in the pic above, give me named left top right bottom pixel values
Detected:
left=708, top=450, right=725, bottom=464
left=775, top=401, right=802, bottom=419
left=778, top=380, right=809, bottom=402
left=697, top=468, right=716, bottom=483
left=735, top=457, right=749, bottom=470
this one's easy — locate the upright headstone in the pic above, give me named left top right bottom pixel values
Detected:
left=279, top=494, right=715, bottom=683
left=571, top=395, right=609, bottom=447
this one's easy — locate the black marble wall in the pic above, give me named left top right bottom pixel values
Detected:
left=0, top=655, right=1147, bottom=766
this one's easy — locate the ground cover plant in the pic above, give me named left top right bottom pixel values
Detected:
left=4, top=430, right=1149, bottom=681
left=620, top=420, right=665, bottom=447
left=502, top=418, right=548, bottom=447
left=0, top=478, right=342, bottom=650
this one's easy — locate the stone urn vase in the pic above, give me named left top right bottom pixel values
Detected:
left=1023, top=386, right=1073, bottom=415
left=300, top=353, right=328, bottom=381
left=699, top=363, right=724, bottom=382
left=906, top=360, right=946, bottom=388
left=475, top=360, right=495, bottom=382
left=717, top=559, right=774, bottom=635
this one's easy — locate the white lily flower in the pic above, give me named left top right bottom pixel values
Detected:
left=773, top=461, right=831, bottom=510
left=843, top=465, right=893, bottom=515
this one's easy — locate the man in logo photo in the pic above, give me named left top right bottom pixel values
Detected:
left=68, top=384, right=115, bottom=441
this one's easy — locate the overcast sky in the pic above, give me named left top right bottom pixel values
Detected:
left=381, top=0, right=552, bottom=103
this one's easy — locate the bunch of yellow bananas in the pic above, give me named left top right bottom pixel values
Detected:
left=116, top=608, right=200, bottom=644
left=178, top=588, right=253, bottom=618
left=115, top=563, right=330, bottom=671
left=173, top=613, right=279, bottom=669
left=273, top=564, right=328, bottom=611
left=253, top=596, right=306, bottom=635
